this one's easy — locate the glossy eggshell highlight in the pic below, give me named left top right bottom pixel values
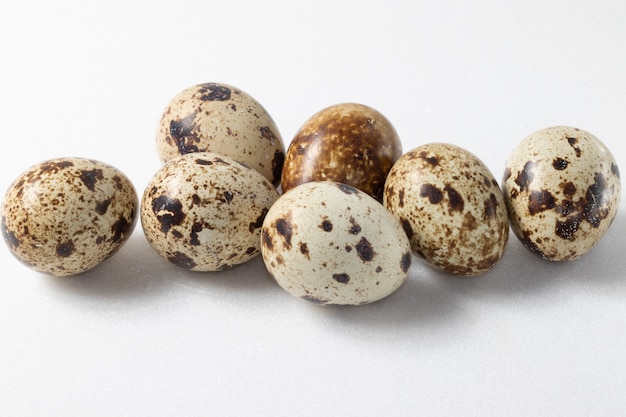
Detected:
left=261, top=181, right=412, bottom=306
left=141, top=152, right=279, bottom=271
left=156, top=82, right=285, bottom=186
left=1, top=158, right=138, bottom=276
left=502, top=126, right=620, bottom=261
left=281, top=103, right=402, bottom=200
left=384, top=143, right=509, bottom=275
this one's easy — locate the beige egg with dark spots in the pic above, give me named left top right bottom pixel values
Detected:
left=156, top=82, right=285, bottom=186
left=503, top=126, right=620, bottom=261
left=261, top=181, right=412, bottom=305
left=141, top=152, right=279, bottom=271
left=384, top=143, right=509, bottom=275
left=281, top=103, right=402, bottom=200
left=1, top=158, right=138, bottom=276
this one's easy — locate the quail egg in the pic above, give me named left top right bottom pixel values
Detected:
left=156, top=82, right=285, bottom=186
left=384, top=143, right=509, bottom=275
left=141, top=152, right=279, bottom=271
left=502, top=126, right=620, bottom=261
left=2, top=157, right=137, bottom=276
left=281, top=103, right=402, bottom=200
left=261, top=181, right=412, bottom=305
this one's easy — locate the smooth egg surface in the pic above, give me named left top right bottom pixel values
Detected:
left=156, top=82, right=285, bottom=186
left=141, top=152, right=279, bottom=271
left=261, top=181, right=412, bottom=305
left=384, top=143, right=509, bottom=275
left=502, top=126, right=620, bottom=261
left=280, top=103, right=402, bottom=200
left=2, top=157, right=138, bottom=276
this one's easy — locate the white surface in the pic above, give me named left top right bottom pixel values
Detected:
left=1, top=1, right=625, bottom=415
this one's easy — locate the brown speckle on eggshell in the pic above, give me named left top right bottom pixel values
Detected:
left=1, top=158, right=138, bottom=276
left=281, top=103, right=402, bottom=200
left=156, top=82, right=285, bottom=186
left=140, top=152, right=279, bottom=271
left=384, top=143, right=509, bottom=275
left=261, top=181, right=411, bottom=305
left=502, top=126, right=621, bottom=261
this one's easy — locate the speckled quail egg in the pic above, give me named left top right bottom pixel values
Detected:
left=281, top=103, right=402, bottom=200
left=1, top=158, right=138, bottom=276
left=141, top=152, right=279, bottom=271
left=502, top=126, right=620, bottom=261
left=384, top=143, right=509, bottom=275
left=156, top=82, right=285, bottom=186
left=261, top=181, right=412, bottom=305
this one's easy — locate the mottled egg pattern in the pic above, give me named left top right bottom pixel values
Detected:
left=384, top=144, right=509, bottom=275
left=1, top=158, right=137, bottom=276
left=502, top=126, right=620, bottom=261
left=141, top=152, right=279, bottom=271
left=281, top=103, right=402, bottom=200
left=261, top=181, right=412, bottom=305
left=156, top=82, right=285, bottom=186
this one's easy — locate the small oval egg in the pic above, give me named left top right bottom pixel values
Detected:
left=502, top=126, right=620, bottom=261
left=384, top=143, right=509, bottom=275
left=281, top=103, right=402, bottom=200
left=1, top=157, right=138, bottom=276
left=156, top=82, right=285, bottom=186
left=141, top=152, right=279, bottom=271
left=261, top=181, right=412, bottom=305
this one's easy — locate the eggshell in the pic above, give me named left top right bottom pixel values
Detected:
left=156, top=82, right=285, bottom=186
left=141, top=152, right=279, bottom=271
left=384, top=143, right=509, bottom=275
left=261, top=181, right=412, bottom=305
left=280, top=103, right=402, bottom=200
left=502, top=126, right=620, bottom=261
left=1, top=157, right=138, bottom=276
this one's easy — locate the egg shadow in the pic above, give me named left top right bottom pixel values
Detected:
left=311, top=211, right=626, bottom=339
left=162, top=252, right=284, bottom=299
left=306, top=254, right=467, bottom=341
left=46, top=232, right=172, bottom=301
left=456, top=210, right=626, bottom=300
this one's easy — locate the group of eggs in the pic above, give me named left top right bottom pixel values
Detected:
left=2, top=82, right=621, bottom=306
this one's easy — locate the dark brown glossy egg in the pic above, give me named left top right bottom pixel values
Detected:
left=281, top=103, right=402, bottom=200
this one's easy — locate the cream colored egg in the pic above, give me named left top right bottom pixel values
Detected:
left=502, top=126, right=620, bottom=261
left=156, top=82, right=285, bottom=186
left=141, top=152, right=279, bottom=271
left=384, top=143, right=509, bottom=275
left=1, top=157, right=138, bottom=276
left=261, top=181, right=412, bottom=305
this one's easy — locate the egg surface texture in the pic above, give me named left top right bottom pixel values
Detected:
left=1, top=158, right=138, bottom=276
left=502, top=126, right=620, bottom=261
left=141, top=152, right=279, bottom=271
left=156, top=82, right=285, bottom=186
left=384, top=143, right=509, bottom=275
left=261, top=181, right=412, bottom=305
left=280, top=103, right=402, bottom=200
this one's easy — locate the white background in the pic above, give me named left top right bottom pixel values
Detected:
left=1, top=1, right=625, bottom=416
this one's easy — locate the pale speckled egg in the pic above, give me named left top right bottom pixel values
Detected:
left=502, top=126, right=620, bottom=261
left=1, top=158, right=138, bottom=276
left=281, top=103, right=402, bottom=200
left=156, top=82, right=285, bottom=186
left=384, top=143, right=509, bottom=275
left=261, top=181, right=412, bottom=305
left=141, top=152, right=279, bottom=271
